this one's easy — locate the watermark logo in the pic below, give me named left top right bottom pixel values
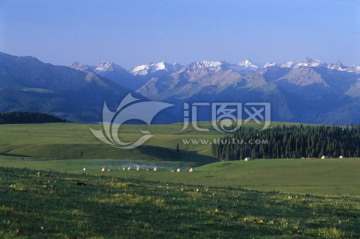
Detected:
left=182, top=138, right=269, bottom=145
left=182, top=102, right=271, bottom=133
left=212, top=103, right=242, bottom=133
left=91, top=93, right=173, bottom=149
left=243, top=103, right=271, bottom=130
left=91, top=94, right=271, bottom=149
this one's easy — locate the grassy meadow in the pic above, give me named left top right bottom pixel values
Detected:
left=1, top=167, right=359, bottom=238
left=0, top=122, right=359, bottom=238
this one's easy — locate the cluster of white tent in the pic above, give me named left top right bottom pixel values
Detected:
left=83, top=154, right=347, bottom=174
left=321, top=155, right=345, bottom=159
left=169, top=168, right=194, bottom=173
left=94, top=166, right=194, bottom=173
left=241, top=156, right=347, bottom=161
left=300, top=155, right=346, bottom=160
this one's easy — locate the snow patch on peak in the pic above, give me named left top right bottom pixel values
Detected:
left=71, top=61, right=128, bottom=74
left=188, top=60, right=225, bottom=72
left=95, top=61, right=116, bottom=72
left=130, top=62, right=183, bottom=76
left=328, top=61, right=347, bottom=71
left=186, top=59, right=258, bottom=74
left=238, top=59, right=258, bottom=69
left=131, top=64, right=150, bottom=76
left=70, top=62, right=91, bottom=72
left=295, top=58, right=326, bottom=68
left=154, top=62, right=166, bottom=71
left=281, top=61, right=294, bottom=68
left=264, top=63, right=277, bottom=68
left=345, top=65, right=360, bottom=73
left=202, top=60, right=223, bottom=68
left=225, top=59, right=258, bottom=74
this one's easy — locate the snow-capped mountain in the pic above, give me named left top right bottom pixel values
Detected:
left=70, top=61, right=144, bottom=90
left=280, top=61, right=294, bottom=68
left=130, top=62, right=183, bottom=76
left=134, top=57, right=360, bottom=124
left=185, top=59, right=258, bottom=74
left=69, top=59, right=360, bottom=95
left=264, top=63, right=277, bottom=68
left=2, top=52, right=360, bottom=124
left=0, top=52, right=135, bottom=122
left=328, top=61, right=346, bottom=71
left=292, top=58, right=360, bottom=73
left=347, top=65, right=360, bottom=73
left=188, top=60, right=225, bottom=72
left=295, top=58, right=327, bottom=68
left=93, top=61, right=129, bottom=74
left=70, top=62, right=91, bottom=72
left=257, top=58, right=359, bottom=74
left=229, top=60, right=259, bottom=73
left=238, top=59, right=258, bottom=69
left=70, top=61, right=128, bottom=74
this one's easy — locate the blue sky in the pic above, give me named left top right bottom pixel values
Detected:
left=0, top=0, right=359, bottom=69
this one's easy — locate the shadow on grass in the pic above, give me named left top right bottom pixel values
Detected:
left=1, top=144, right=217, bottom=166
left=0, top=152, right=30, bottom=158
left=136, top=145, right=217, bottom=166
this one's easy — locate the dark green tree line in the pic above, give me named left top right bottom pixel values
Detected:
left=212, top=125, right=360, bottom=160
left=0, top=112, right=67, bottom=124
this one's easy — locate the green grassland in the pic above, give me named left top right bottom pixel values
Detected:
left=1, top=167, right=359, bottom=239
left=1, top=156, right=359, bottom=197
left=0, top=121, right=311, bottom=162
left=0, top=122, right=219, bottom=164
left=0, top=123, right=359, bottom=197
left=0, top=122, right=360, bottom=238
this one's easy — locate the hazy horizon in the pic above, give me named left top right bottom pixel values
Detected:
left=1, top=0, right=359, bottom=68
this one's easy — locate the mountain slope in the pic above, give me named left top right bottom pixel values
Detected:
left=0, top=53, right=134, bottom=122
left=1, top=52, right=360, bottom=124
left=135, top=59, right=360, bottom=124
left=70, top=61, right=145, bottom=91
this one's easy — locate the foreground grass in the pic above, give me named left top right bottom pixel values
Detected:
left=0, top=167, right=359, bottom=239
left=1, top=156, right=359, bottom=197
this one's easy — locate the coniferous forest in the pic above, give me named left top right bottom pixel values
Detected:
left=0, top=112, right=67, bottom=124
left=211, top=125, right=360, bottom=161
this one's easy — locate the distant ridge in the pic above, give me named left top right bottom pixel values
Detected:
left=1, top=52, right=360, bottom=124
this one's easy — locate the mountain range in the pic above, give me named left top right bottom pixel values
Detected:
left=1, top=51, right=359, bottom=124
left=0, top=52, right=135, bottom=122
